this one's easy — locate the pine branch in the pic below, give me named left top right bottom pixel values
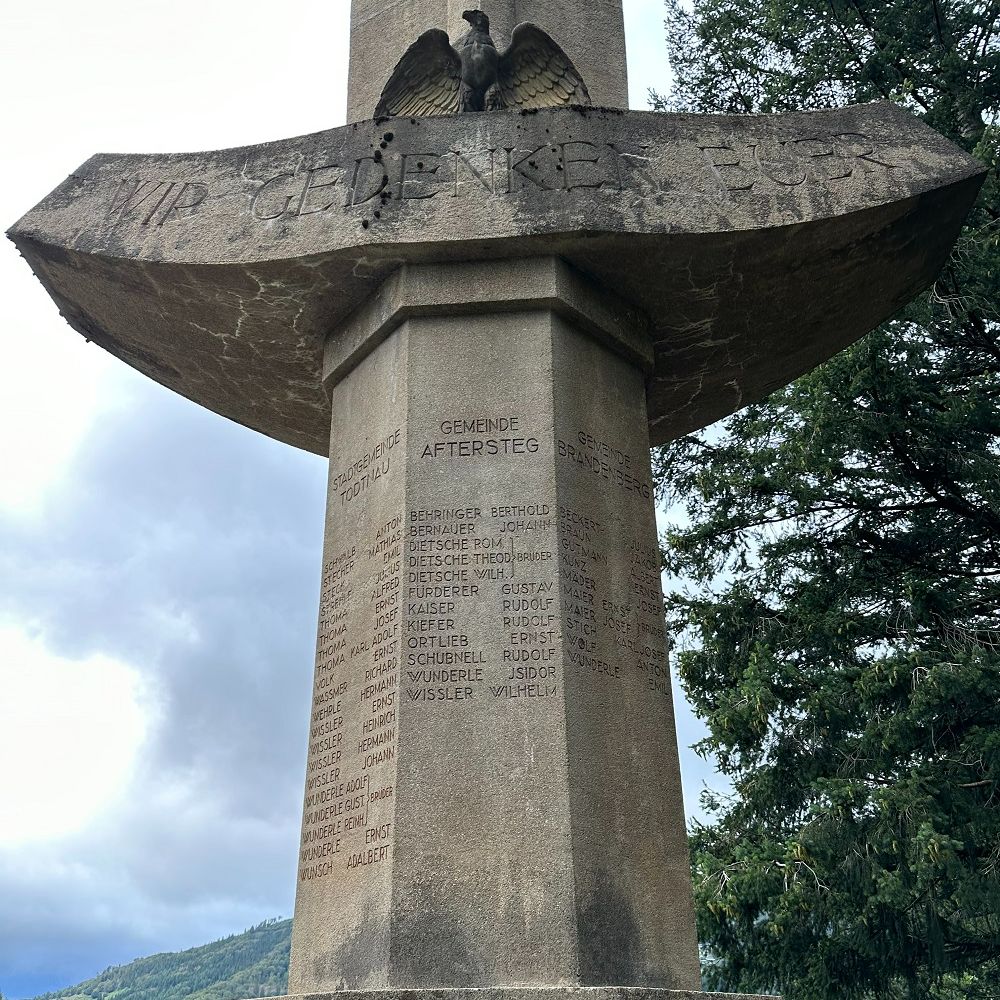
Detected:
left=845, top=0, right=936, bottom=110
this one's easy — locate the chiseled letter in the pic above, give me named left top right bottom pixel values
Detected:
left=252, top=172, right=297, bottom=220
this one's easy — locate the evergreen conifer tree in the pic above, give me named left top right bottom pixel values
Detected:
left=652, top=2, right=999, bottom=997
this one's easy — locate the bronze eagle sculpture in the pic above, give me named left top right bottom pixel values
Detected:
left=375, top=9, right=591, bottom=117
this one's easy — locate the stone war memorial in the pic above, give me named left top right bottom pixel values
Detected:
left=8, top=0, right=987, bottom=997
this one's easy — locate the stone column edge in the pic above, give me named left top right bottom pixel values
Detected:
left=322, top=257, right=654, bottom=390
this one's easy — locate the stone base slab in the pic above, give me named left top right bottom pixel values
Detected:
left=255, top=990, right=780, bottom=1000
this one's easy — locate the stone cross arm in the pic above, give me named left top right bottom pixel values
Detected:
left=8, top=103, right=985, bottom=455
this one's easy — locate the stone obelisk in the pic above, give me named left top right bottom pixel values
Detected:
left=291, top=256, right=701, bottom=990
left=8, top=0, right=986, bottom=995
left=289, top=3, right=701, bottom=990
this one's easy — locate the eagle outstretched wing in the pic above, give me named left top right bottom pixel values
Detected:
left=491, top=23, right=592, bottom=111
left=375, top=29, right=462, bottom=118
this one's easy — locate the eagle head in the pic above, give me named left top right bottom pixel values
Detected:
left=462, top=9, right=490, bottom=31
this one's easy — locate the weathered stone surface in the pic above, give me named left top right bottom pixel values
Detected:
left=268, top=991, right=779, bottom=1000
left=349, top=0, right=629, bottom=121
left=291, top=260, right=699, bottom=992
left=8, top=104, right=984, bottom=456
left=323, top=256, right=654, bottom=386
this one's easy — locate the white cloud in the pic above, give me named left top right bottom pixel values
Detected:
left=0, top=627, right=152, bottom=847
left=0, top=344, right=120, bottom=515
left=0, top=375, right=324, bottom=994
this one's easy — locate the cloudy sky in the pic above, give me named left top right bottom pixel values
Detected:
left=0, top=2, right=721, bottom=994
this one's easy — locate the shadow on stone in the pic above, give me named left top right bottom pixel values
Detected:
left=576, top=869, right=643, bottom=985
left=306, top=910, right=390, bottom=991
left=390, top=875, right=482, bottom=987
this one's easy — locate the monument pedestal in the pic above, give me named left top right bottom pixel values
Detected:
left=291, top=258, right=702, bottom=991
left=270, top=991, right=778, bottom=1000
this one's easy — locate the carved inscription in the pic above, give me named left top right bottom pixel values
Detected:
left=100, top=126, right=905, bottom=234
left=300, top=512, right=401, bottom=880
left=297, top=404, right=673, bottom=885
left=557, top=430, right=653, bottom=499
left=698, top=132, right=899, bottom=193
left=557, top=427, right=670, bottom=694
left=405, top=410, right=559, bottom=705
left=250, top=140, right=663, bottom=221
left=246, top=130, right=899, bottom=223
left=108, top=177, right=208, bottom=227
left=334, top=429, right=401, bottom=508
left=406, top=507, right=486, bottom=704
left=300, top=427, right=402, bottom=881
left=405, top=500, right=559, bottom=704
left=418, top=417, right=539, bottom=460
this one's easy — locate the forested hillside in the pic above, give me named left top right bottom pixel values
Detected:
left=31, top=920, right=289, bottom=1000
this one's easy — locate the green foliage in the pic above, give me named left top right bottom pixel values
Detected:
left=659, top=0, right=997, bottom=142
left=32, top=920, right=290, bottom=1000
left=652, top=1, right=1000, bottom=997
